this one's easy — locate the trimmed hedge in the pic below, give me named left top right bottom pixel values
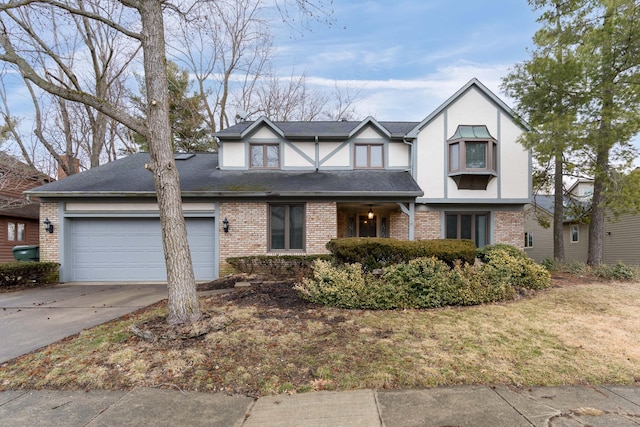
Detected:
left=226, top=255, right=331, bottom=279
left=325, top=238, right=476, bottom=270
left=0, top=262, right=59, bottom=288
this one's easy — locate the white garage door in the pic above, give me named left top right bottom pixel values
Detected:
left=69, top=218, right=216, bottom=281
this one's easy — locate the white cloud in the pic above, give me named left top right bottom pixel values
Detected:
left=301, top=61, right=515, bottom=121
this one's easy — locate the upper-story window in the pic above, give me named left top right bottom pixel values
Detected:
left=250, top=143, right=280, bottom=169
left=448, top=125, right=497, bottom=190
left=354, top=144, right=384, bottom=168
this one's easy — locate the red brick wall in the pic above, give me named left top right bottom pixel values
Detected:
left=493, top=210, right=525, bottom=249
left=219, top=201, right=336, bottom=275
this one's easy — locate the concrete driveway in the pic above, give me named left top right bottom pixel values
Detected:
left=0, top=284, right=167, bottom=363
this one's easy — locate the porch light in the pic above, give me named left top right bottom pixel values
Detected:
left=43, top=218, right=54, bottom=233
left=367, top=206, right=374, bottom=220
left=222, top=217, right=229, bottom=233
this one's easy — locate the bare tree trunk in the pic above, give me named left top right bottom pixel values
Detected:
left=139, top=0, right=200, bottom=324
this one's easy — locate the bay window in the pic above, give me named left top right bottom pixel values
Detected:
left=448, top=125, right=498, bottom=190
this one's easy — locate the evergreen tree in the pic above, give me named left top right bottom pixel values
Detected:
left=504, top=0, right=640, bottom=264
left=132, top=61, right=212, bottom=153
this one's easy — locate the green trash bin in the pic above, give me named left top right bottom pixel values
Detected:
left=12, top=245, right=40, bottom=262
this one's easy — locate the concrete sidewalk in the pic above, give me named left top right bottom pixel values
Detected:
left=2, top=385, right=640, bottom=426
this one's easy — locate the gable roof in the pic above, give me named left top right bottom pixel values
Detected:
left=406, top=78, right=530, bottom=138
left=215, top=119, right=419, bottom=141
left=215, top=79, right=528, bottom=142
left=26, top=153, right=423, bottom=200
left=531, top=194, right=589, bottom=223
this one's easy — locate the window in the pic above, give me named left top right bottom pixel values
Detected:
left=571, top=224, right=579, bottom=243
left=7, top=222, right=24, bottom=241
left=447, top=125, right=498, bottom=190
left=354, top=144, right=383, bottom=168
left=445, top=212, right=488, bottom=247
left=250, top=143, right=279, bottom=168
left=448, top=140, right=497, bottom=172
left=7, top=222, right=15, bottom=241
left=524, top=232, right=534, bottom=248
left=269, top=204, right=305, bottom=251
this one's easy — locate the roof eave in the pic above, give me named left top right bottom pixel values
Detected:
left=31, top=190, right=424, bottom=199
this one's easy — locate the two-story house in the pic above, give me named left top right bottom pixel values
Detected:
left=27, top=78, right=531, bottom=282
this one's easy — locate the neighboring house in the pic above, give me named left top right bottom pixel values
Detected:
left=0, top=153, right=51, bottom=262
left=524, top=180, right=640, bottom=265
left=26, top=78, right=532, bottom=282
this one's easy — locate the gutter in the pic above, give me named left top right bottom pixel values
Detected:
left=403, top=137, right=416, bottom=179
left=32, top=190, right=424, bottom=199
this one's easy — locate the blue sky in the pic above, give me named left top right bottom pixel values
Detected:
left=272, top=0, right=539, bottom=120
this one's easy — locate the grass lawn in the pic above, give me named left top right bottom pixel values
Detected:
left=1, top=274, right=639, bottom=396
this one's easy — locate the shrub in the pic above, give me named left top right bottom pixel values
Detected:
left=481, top=248, right=551, bottom=290
left=227, top=255, right=331, bottom=279
left=594, top=261, right=637, bottom=281
left=294, top=259, right=370, bottom=309
left=296, top=248, right=551, bottom=310
left=0, top=262, right=59, bottom=288
left=476, top=243, right=528, bottom=262
left=448, top=263, right=516, bottom=306
left=381, top=257, right=452, bottom=308
left=416, top=239, right=477, bottom=267
left=325, top=238, right=476, bottom=270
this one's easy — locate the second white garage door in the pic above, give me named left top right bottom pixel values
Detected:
left=68, top=217, right=216, bottom=282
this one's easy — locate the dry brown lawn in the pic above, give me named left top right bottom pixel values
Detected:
left=1, top=274, right=639, bottom=396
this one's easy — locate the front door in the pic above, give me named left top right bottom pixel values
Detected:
left=359, top=215, right=376, bottom=237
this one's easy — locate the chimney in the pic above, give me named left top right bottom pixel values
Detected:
left=58, top=157, right=80, bottom=179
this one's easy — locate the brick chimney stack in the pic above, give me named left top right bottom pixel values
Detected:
left=57, top=157, right=80, bottom=179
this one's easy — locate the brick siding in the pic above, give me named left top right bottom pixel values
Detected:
left=219, top=201, right=336, bottom=275
left=414, top=211, right=441, bottom=240
left=493, top=210, right=525, bottom=249
left=39, top=202, right=59, bottom=262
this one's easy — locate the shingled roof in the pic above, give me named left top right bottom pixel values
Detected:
left=26, top=153, right=423, bottom=200
left=214, top=119, right=420, bottom=140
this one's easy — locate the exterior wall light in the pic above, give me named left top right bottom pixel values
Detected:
left=43, top=218, right=54, bottom=233
left=222, top=217, right=229, bottom=233
left=367, top=206, right=374, bottom=220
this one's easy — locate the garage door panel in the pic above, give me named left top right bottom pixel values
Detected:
left=69, top=218, right=215, bottom=281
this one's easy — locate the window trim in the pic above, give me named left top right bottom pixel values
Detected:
left=268, top=203, right=306, bottom=252
left=7, top=221, right=15, bottom=241
left=354, top=143, right=384, bottom=169
left=7, top=221, right=25, bottom=242
left=571, top=224, right=579, bottom=243
left=448, top=139, right=498, bottom=174
left=250, top=143, right=280, bottom=169
left=445, top=212, right=489, bottom=247
left=524, top=231, right=534, bottom=248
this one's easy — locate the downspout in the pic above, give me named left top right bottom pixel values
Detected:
left=402, top=137, right=416, bottom=179
left=315, top=136, right=319, bottom=170
left=402, top=137, right=417, bottom=240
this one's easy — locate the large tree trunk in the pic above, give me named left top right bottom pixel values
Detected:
left=139, top=0, right=200, bottom=324
left=553, top=152, right=565, bottom=261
